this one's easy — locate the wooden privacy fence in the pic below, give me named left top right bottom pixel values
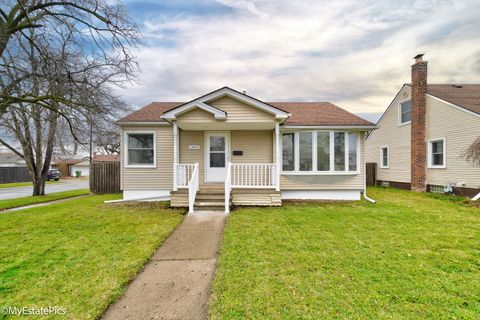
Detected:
left=366, top=162, right=377, bottom=186
left=90, top=161, right=120, bottom=194
left=0, top=166, right=30, bottom=184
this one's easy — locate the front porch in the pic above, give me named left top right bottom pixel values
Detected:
left=171, top=162, right=282, bottom=213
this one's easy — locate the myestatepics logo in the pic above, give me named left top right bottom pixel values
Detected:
left=1, top=306, right=66, bottom=316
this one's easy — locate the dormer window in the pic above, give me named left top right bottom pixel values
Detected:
left=399, top=100, right=412, bottom=124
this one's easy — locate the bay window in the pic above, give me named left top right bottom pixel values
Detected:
left=281, top=131, right=359, bottom=174
left=125, top=132, right=156, bottom=167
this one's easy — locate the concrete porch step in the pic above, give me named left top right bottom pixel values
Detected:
left=194, top=205, right=225, bottom=211
left=196, top=194, right=225, bottom=200
left=195, top=201, right=224, bottom=207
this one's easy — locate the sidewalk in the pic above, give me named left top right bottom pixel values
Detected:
left=102, top=211, right=227, bottom=320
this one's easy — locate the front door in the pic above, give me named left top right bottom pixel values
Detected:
left=206, top=132, right=229, bottom=182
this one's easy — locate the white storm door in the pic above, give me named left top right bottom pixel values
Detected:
left=206, top=132, right=229, bottom=182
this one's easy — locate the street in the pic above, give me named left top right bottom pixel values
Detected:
left=0, top=179, right=89, bottom=200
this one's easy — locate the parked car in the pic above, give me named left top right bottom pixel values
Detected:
left=47, top=169, right=61, bottom=181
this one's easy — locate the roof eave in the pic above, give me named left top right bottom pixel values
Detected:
left=281, top=125, right=378, bottom=130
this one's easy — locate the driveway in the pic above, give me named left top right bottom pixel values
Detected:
left=0, top=179, right=89, bottom=200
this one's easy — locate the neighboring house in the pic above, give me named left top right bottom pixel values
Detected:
left=365, top=55, right=480, bottom=197
left=56, top=158, right=87, bottom=177
left=57, top=155, right=120, bottom=177
left=0, top=152, right=26, bottom=167
left=70, top=160, right=90, bottom=176
left=116, top=86, right=376, bottom=213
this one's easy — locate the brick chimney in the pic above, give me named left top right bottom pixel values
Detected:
left=410, top=54, right=427, bottom=192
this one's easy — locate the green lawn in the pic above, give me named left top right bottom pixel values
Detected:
left=0, top=195, right=184, bottom=319
left=0, top=189, right=90, bottom=211
left=210, top=187, right=480, bottom=319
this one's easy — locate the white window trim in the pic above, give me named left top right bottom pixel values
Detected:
left=124, top=130, right=157, bottom=168
left=380, top=146, right=389, bottom=169
left=427, top=137, right=446, bottom=169
left=398, top=98, right=412, bottom=126
left=281, top=130, right=360, bottom=175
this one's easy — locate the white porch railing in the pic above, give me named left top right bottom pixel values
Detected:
left=230, top=163, right=278, bottom=188
left=225, top=162, right=232, bottom=214
left=187, top=163, right=199, bottom=214
left=176, top=163, right=196, bottom=188
left=225, top=162, right=278, bottom=214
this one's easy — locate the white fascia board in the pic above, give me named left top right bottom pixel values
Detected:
left=281, top=125, right=378, bottom=130
left=162, top=101, right=226, bottom=120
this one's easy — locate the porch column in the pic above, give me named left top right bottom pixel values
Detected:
left=173, top=123, right=179, bottom=191
left=275, top=122, right=280, bottom=191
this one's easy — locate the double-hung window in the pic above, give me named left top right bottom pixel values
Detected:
left=125, top=132, right=156, bottom=167
left=380, top=146, right=389, bottom=168
left=428, top=138, right=446, bottom=168
left=399, top=100, right=412, bottom=124
left=281, top=131, right=359, bottom=173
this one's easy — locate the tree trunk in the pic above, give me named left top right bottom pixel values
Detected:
left=33, top=178, right=46, bottom=196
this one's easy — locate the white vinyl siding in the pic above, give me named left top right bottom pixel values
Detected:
left=426, top=96, right=480, bottom=188
left=120, top=126, right=173, bottom=190
left=365, top=85, right=411, bottom=183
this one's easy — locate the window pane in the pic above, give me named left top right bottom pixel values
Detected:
left=431, top=141, right=444, bottom=165
left=210, top=136, right=225, bottom=151
left=128, top=134, right=153, bottom=149
left=128, top=149, right=154, bottom=165
left=348, top=133, right=358, bottom=171
left=317, top=132, right=330, bottom=171
left=299, top=132, right=313, bottom=171
left=334, top=132, right=345, bottom=171
left=282, top=133, right=295, bottom=171
left=432, top=140, right=443, bottom=154
left=401, top=100, right=412, bottom=123
left=433, top=154, right=443, bottom=165
left=382, top=148, right=388, bottom=167
left=210, top=153, right=225, bottom=167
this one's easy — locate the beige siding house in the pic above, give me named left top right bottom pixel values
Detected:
left=117, top=87, right=376, bottom=213
left=366, top=55, right=480, bottom=197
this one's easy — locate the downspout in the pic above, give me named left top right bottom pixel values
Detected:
left=472, top=192, right=480, bottom=201
left=362, top=141, right=377, bottom=204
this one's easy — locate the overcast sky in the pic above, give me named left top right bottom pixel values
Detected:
left=120, top=0, right=480, bottom=121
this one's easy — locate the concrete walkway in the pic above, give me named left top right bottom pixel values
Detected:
left=102, top=211, right=227, bottom=320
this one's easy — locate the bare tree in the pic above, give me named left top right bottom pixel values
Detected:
left=465, top=137, right=480, bottom=167
left=93, top=121, right=121, bottom=155
left=0, top=0, right=139, bottom=116
left=0, top=25, right=132, bottom=195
